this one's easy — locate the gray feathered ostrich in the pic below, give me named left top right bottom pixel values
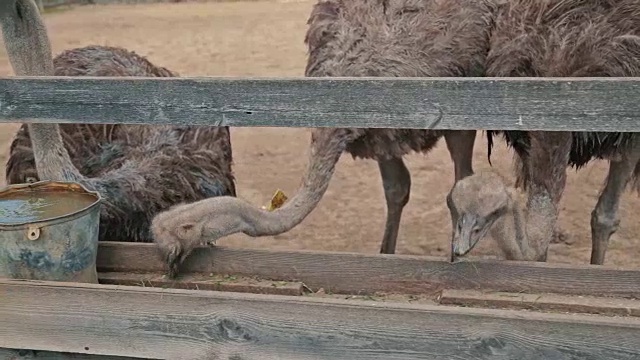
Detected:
left=151, top=0, right=497, bottom=277
left=1, top=0, right=236, bottom=243
left=447, top=0, right=640, bottom=265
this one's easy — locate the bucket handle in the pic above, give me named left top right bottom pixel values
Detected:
left=27, top=226, right=41, bottom=241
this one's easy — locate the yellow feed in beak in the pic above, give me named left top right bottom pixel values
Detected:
left=261, top=189, right=288, bottom=211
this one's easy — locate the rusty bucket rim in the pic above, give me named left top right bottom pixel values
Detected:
left=0, top=180, right=102, bottom=229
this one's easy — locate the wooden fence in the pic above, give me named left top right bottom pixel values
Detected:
left=38, top=0, right=271, bottom=8
left=40, top=0, right=79, bottom=9
left=1, top=76, right=640, bottom=359
left=39, top=0, right=170, bottom=10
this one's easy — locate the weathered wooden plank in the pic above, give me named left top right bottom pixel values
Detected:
left=96, top=242, right=640, bottom=298
left=1, top=76, right=640, bottom=131
left=41, top=0, right=83, bottom=9
left=98, top=271, right=304, bottom=296
left=3, top=279, right=640, bottom=360
left=87, top=0, right=270, bottom=4
left=437, top=289, right=640, bottom=317
left=0, top=348, right=143, bottom=360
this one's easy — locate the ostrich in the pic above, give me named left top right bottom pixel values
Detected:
left=151, top=0, right=498, bottom=277
left=447, top=0, right=640, bottom=265
left=0, top=0, right=236, bottom=243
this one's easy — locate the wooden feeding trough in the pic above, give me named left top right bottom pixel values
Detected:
left=1, top=76, right=640, bottom=359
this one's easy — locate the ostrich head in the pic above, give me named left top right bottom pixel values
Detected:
left=446, top=172, right=511, bottom=258
left=151, top=196, right=249, bottom=275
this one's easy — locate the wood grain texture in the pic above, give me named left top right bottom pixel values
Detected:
left=96, top=242, right=640, bottom=298
left=98, top=272, right=304, bottom=296
left=437, top=289, right=640, bottom=317
left=1, top=76, right=640, bottom=131
left=41, top=0, right=73, bottom=8
left=0, top=348, right=142, bottom=360
left=3, top=279, right=640, bottom=360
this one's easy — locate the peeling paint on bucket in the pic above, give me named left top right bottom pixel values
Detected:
left=0, top=181, right=102, bottom=283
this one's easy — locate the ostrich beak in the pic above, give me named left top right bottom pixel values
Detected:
left=450, top=213, right=492, bottom=261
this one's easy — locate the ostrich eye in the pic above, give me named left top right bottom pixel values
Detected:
left=472, top=218, right=486, bottom=233
left=25, top=176, right=37, bottom=184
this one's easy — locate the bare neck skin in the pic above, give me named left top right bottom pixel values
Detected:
left=239, top=130, right=348, bottom=236
left=153, top=128, right=359, bottom=253
left=0, top=0, right=83, bottom=182
left=489, top=187, right=556, bottom=261
left=492, top=132, right=571, bottom=261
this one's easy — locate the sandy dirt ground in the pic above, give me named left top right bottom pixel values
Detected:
left=0, top=0, right=638, bottom=268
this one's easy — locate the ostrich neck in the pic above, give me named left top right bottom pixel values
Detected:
left=490, top=187, right=557, bottom=261
left=232, top=129, right=356, bottom=237
left=28, top=123, right=83, bottom=181
left=1, top=0, right=83, bottom=182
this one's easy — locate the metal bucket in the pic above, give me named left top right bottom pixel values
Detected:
left=0, top=181, right=102, bottom=283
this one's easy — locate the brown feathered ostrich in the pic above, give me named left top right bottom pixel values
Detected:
left=151, top=0, right=498, bottom=277
left=447, top=0, right=640, bottom=265
left=0, top=0, right=236, bottom=243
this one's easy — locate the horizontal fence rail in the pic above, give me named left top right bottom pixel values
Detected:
left=1, top=76, right=640, bottom=131
left=4, top=243, right=640, bottom=359
left=3, top=279, right=640, bottom=360
left=41, top=0, right=69, bottom=7
left=97, top=242, right=640, bottom=298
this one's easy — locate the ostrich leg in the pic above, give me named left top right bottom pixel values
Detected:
left=444, top=130, right=476, bottom=236
left=445, top=130, right=476, bottom=181
left=590, top=145, right=640, bottom=265
left=378, top=157, right=411, bottom=254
